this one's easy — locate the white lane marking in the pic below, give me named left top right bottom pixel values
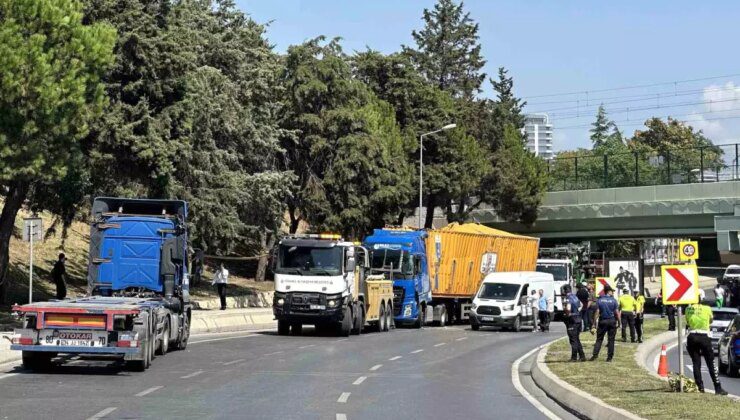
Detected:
left=264, top=351, right=284, bottom=356
left=336, top=414, right=347, bottom=420
left=353, top=376, right=367, bottom=385
left=190, top=334, right=257, bottom=345
left=337, top=392, right=351, bottom=403
left=511, top=344, right=560, bottom=420
left=410, top=349, right=424, bottom=354
left=135, top=386, right=163, bottom=397
left=455, top=336, right=468, bottom=341
left=685, top=365, right=693, bottom=372
left=337, top=338, right=349, bottom=342
left=389, top=356, right=402, bottom=361
left=181, top=370, right=204, bottom=379
left=223, top=359, right=245, bottom=366
left=0, top=373, right=18, bottom=381
left=299, top=344, right=315, bottom=349
left=86, top=407, right=117, bottom=420
left=434, top=342, right=446, bottom=347
left=369, top=364, right=382, bottom=371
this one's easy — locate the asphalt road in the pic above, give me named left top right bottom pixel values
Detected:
left=667, top=342, right=740, bottom=395
left=0, top=324, right=566, bottom=420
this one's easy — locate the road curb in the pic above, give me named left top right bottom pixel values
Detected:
left=189, top=310, right=275, bottom=334
left=531, top=341, right=645, bottom=420
left=634, top=330, right=675, bottom=381
left=191, top=291, right=274, bottom=310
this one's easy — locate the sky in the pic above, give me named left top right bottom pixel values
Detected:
left=236, top=0, right=740, bottom=151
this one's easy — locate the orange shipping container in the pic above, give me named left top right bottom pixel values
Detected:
left=425, top=223, right=539, bottom=298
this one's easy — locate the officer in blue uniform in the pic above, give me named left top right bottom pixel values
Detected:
left=590, top=285, right=620, bottom=362
left=563, top=285, right=586, bottom=362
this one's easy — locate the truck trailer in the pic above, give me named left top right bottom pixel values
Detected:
left=10, top=198, right=195, bottom=371
left=363, top=223, right=539, bottom=326
left=272, top=234, right=394, bottom=336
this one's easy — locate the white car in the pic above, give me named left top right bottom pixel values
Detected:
left=711, top=307, right=740, bottom=352
left=721, top=265, right=740, bottom=286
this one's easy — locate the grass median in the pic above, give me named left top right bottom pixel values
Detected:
left=545, top=317, right=740, bottom=419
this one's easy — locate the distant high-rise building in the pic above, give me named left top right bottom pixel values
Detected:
left=523, top=114, right=553, bottom=160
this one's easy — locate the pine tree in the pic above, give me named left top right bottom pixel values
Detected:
left=489, top=67, right=526, bottom=147
left=404, top=0, right=486, bottom=101
left=590, top=105, right=614, bottom=148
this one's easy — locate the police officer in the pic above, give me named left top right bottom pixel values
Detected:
left=619, top=288, right=637, bottom=343
left=633, top=290, right=645, bottom=343
left=563, top=285, right=586, bottom=362
left=590, top=285, right=620, bottom=362
left=685, top=300, right=728, bottom=395
left=666, top=304, right=676, bottom=331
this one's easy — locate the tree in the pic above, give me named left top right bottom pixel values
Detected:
left=404, top=0, right=486, bottom=101
left=488, top=67, right=526, bottom=148
left=0, top=0, right=115, bottom=298
left=590, top=105, right=615, bottom=148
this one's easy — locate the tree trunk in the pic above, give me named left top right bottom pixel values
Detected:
left=288, top=204, right=300, bottom=234
left=396, top=211, right=405, bottom=226
left=0, top=181, right=30, bottom=303
left=424, top=194, right=437, bottom=229
left=255, top=231, right=276, bottom=282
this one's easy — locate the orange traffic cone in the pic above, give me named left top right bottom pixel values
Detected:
left=658, top=344, right=669, bottom=377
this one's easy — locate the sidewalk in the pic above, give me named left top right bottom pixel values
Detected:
left=0, top=307, right=276, bottom=366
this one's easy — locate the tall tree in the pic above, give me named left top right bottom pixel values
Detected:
left=488, top=67, right=526, bottom=147
left=404, top=0, right=486, bottom=101
left=0, top=0, right=115, bottom=299
left=590, top=105, right=615, bottom=148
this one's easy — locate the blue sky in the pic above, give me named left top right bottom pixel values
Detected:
left=237, top=0, right=740, bottom=151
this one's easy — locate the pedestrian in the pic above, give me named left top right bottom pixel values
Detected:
left=587, top=283, right=598, bottom=330
left=714, top=283, right=725, bottom=308
left=546, top=291, right=555, bottom=330
left=529, top=290, right=539, bottom=333
left=656, top=290, right=665, bottom=318
left=633, top=290, right=645, bottom=343
left=619, top=288, right=637, bottom=343
left=564, top=285, right=586, bottom=362
left=685, top=300, right=728, bottom=395
left=590, top=285, right=620, bottom=362
left=538, top=289, right=549, bottom=332
left=576, top=283, right=590, bottom=330
left=212, top=263, right=229, bottom=310
left=51, top=253, right=67, bottom=300
left=666, top=304, right=676, bottom=331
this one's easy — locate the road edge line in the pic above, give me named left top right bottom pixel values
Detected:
left=511, top=342, right=561, bottom=420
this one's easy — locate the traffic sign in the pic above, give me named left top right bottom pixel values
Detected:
left=594, top=277, right=615, bottom=296
left=661, top=264, right=699, bottom=305
left=679, top=240, right=699, bottom=261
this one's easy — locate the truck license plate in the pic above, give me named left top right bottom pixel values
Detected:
left=310, top=304, right=325, bottom=310
left=481, top=316, right=494, bottom=322
left=40, top=330, right=107, bottom=347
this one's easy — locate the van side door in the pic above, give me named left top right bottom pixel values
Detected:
left=520, top=283, right=531, bottom=324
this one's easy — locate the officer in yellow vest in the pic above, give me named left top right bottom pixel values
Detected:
left=686, top=301, right=727, bottom=395
left=618, top=289, right=637, bottom=343
left=633, top=290, right=645, bottom=343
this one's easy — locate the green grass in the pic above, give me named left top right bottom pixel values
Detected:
left=546, top=318, right=740, bottom=419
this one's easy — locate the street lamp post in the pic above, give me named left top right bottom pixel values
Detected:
left=419, top=123, right=457, bottom=229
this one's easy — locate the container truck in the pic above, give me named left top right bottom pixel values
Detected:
left=363, top=223, right=539, bottom=327
left=272, top=234, right=394, bottom=336
left=10, top=198, right=195, bottom=371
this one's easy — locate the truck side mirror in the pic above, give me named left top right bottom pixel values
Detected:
left=346, top=257, right=356, bottom=273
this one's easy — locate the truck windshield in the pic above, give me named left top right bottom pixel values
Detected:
left=370, top=249, right=413, bottom=278
left=478, top=283, right=521, bottom=300
left=277, top=245, right=342, bottom=275
left=536, top=263, right=568, bottom=282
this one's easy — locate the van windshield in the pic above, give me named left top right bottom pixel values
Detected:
left=478, top=283, right=521, bottom=300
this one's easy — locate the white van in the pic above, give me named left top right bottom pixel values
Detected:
left=469, top=271, right=556, bottom=332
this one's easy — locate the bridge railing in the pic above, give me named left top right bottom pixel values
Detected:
left=546, top=143, right=739, bottom=191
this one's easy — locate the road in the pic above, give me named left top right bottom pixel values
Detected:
left=0, top=324, right=566, bottom=420
left=667, top=342, right=740, bottom=395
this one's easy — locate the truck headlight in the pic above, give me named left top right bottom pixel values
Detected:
left=277, top=298, right=285, bottom=306
left=328, top=300, right=337, bottom=308
left=503, top=304, right=515, bottom=311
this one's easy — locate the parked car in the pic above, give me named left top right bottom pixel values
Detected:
left=718, top=314, right=740, bottom=377
left=711, top=307, right=740, bottom=352
left=721, top=264, right=740, bottom=286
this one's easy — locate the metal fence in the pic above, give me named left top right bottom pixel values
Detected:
left=546, top=143, right=740, bottom=191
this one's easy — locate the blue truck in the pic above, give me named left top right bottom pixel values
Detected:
left=10, top=198, right=195, bottom=371
left=363, top=229, right=434, bottom=327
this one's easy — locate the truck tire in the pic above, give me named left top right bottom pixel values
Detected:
left=377, top=304, right=386, bottom=332
left=22, top=351, right=52, bottom=372
left=277, top=320, right=290, bottom=336
left=352, top=304, right=364, bottom=335
left=156, top=321, right=170, bottom=355
left=413, top=304, right=424, bottom=329
left=339, top=306, right=352, bottom=337
left=291, top=323, right=303, bottom=335
left=471, top=323, right=480, bottom=331
left=438, top=307, right=447, bottom=327
left=175, top=311, right=190, bottom=351
left=383, top=303, right=392, bottom=332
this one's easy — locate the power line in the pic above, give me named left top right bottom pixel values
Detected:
left=550, top=97, right=740, bottom=120
left=556, top=108, right=740, bottom=130
left=522, top=73, right=740, bottom=100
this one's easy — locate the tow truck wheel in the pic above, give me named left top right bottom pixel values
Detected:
left=277, top=320, right=290, bottom=336
left=339, top=306, right=352, bottom=337
left=377, top=304, right=386, bottom=332
left=352, top=304, right=364, bottom=335
left=383, top=304, right=391, bottom=332
left=22, top=351, right=52, bottom=372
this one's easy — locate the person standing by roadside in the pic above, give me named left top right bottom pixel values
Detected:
left=576, top=283, right=590, bottom=331
left=590, top=285, right=620, bottom=362
left=666, top=304, right=676, bottom=331
left=587, top=283, right=598, bottom=330
left=51, top=253, right=67, bottom=300
left=633, top=290, right=645, bottom=343
left=619, top=288, right=637, bottom=343
left=529, top=290, right=539, bottom=333
left=212, top=263, right=229, bottom=310
left=564, top=285, right=586, bottom=362
left=538, top=289, right=549, bottom=332
left=685, top=300, right=728, bottom=395
left=546, top=291, right=555, bottom=330
left=714, top=283, right=725, bottom=308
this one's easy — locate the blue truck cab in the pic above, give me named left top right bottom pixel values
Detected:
left=363, top=229, right=431, bottom=327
